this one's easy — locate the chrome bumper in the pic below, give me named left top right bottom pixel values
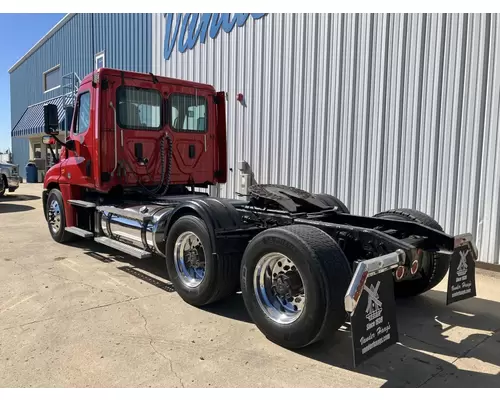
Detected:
left=344, top=249, right=406, bottom=314
left=7, top=176, right=20, bottom=190
left=344, top=232, right=478, bottom=314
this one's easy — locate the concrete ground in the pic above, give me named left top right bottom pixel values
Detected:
left=1, top=183, right=500, bottom=388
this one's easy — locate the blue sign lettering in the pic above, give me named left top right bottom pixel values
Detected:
left=164, top=13, right=267, bottom=60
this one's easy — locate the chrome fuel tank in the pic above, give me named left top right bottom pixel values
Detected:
left=100, top=204, right=174, bottom=256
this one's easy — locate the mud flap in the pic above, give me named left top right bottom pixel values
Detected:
left=345, top=251, right=404, bottom=368
left=350, top=269, right=399, bottom=367
left=446, top=240, right=477, bottom=305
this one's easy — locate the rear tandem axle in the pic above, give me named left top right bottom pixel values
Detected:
left=42, top=183, right=477, bottom=367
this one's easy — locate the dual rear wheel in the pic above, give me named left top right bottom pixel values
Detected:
left=373, top=208, right=448, bottom=297
left=165, top=216, right=353, bottom=349
left=165, top=207, right=447, bottom=348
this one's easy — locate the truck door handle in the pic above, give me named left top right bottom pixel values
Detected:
left=189, top=144, right=195, bottom=159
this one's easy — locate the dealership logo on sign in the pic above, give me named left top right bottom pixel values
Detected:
left=163, top=13, right=267, bottom=60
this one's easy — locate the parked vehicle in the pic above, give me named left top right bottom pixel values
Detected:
left=0, top=162, right=20, bottom=197
left=41, top=68, right=478, bottom=366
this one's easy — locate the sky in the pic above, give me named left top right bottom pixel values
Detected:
left=0, top=13, right=66, bottom=152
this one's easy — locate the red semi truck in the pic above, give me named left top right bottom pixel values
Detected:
left=41, top=68, right=478, bottom=366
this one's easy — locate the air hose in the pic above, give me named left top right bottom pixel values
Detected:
left=159, top=134, right=173, bottom=196
left=119, top=132, right=173, bottom=197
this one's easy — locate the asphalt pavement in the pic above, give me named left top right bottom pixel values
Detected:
left=1, top=184, right=499, bottom=387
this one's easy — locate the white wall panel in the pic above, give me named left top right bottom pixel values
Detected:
left=152, top=13, right=500, bottom=264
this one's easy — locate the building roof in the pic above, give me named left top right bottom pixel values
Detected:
left=8, top=14, right=76, bottom=74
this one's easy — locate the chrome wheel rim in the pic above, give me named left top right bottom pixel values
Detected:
left=173, top=231, right=206, bottom=288
left=48, top=199, right=62, bottom=234
left=253, top=252, right=305, bottom=325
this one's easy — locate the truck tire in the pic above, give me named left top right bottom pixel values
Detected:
left=46, top=188, right=75, bottom=243
left=314, top=193, right=350, bottom=213
left=373, top=208, right=447, bottom=297
left=0, top=175, right=6, bottom=197
left=240, top=224, right=352, bottom=349
left=165, top=215, right=239, bottom=307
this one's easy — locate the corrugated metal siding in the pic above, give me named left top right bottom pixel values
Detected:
left=152, top=13, right=500, bottom=264
left=10, top=13, right=152, bottom=127
left=9, top=13, right=152, bottom=176
left=11, top=138, right=30, bottom=173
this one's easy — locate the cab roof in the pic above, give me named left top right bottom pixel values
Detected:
left=81, top=68, right=217, bottom=92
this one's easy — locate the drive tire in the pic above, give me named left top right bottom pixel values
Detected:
left=165, top=215, right=239, bottom=307
left=46, top=188, right=75, bottom=243
left=240, top=224, right=352, bottom=349
left=373, top=208, right=447, bottom=297
left=315, top=193, right=350, bottom=213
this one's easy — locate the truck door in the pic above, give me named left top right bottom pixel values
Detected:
left=166, top=89, right=215, bottom=184
left=59, top=82, right=95, bottom=189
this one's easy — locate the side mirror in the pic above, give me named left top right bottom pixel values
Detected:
left=44, top=104, right=59, bottom=134
left=42, top=135, right=56, bottom=145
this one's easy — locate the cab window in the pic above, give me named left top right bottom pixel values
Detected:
left=169, top=94, right=207, bottom=133
left=117, top=86, right=162, bottom=130
left=74, top=91, right=91, bottom=134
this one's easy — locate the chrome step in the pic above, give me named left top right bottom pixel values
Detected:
left=97, top=206, right=152, bottom=223
left=68, top=199, right=96, bottom=208
left=65, top=226, right=94, bottom=238
left=94, top=236, right=152, bottom=259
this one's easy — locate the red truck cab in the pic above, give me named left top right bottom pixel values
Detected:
left=43, top=68, right=227, bottom=224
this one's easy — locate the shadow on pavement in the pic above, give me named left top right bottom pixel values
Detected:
left=74, top=240, right=255, bottom=324
left=0, top=194, right=40, bottom=202
left=296, top=291, right=500, bottom=387
left=62, top=239, right=500, bottom=387
left=0, top=204, right=35, bottom=213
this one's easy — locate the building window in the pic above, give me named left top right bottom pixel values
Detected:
left=169, top=94, right=207, bottom=133
left=117, top=86, right=162, bottom=130
left=74, top=92, right=91, bottom=134
left=95, top=52, right=105, bottom=70
left=33, top=143, right=41, bottom=159
left=43, top=65, right=61, bottom=92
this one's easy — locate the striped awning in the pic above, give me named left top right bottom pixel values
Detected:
left=11, top=95, right=69, bottom=137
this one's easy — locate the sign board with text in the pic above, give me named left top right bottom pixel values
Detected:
left=446, top=243, right=477, bottom=305
left=350, top=269, right=399, bottom=367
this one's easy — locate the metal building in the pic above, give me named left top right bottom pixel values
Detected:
left=9, top=13, right=151, bottom=181
left=9, top=13, right=500, bottom=264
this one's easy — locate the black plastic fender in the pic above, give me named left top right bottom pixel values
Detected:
left=42, top=189, right=49, bottom=221
left=164, top=197, right=244, bottom=253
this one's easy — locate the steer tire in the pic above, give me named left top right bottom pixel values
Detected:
left=314, top=193, right=350, bottom=213
left=46, top=188, right=75, bottom=243
left=373, top=208, right=448, bottom=297
left=240, top=224, right=352, bottom=349
left=165, top=215, right=239, bottom=307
